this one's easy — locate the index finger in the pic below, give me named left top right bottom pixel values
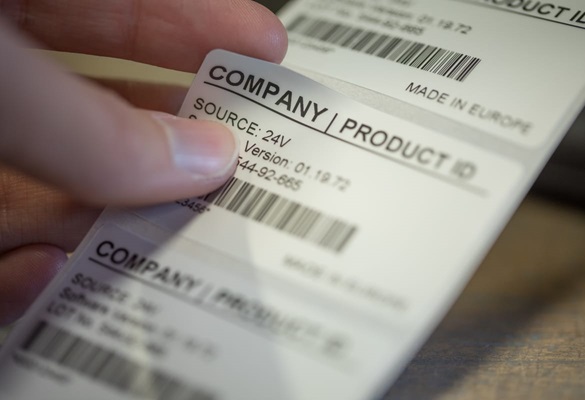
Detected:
left=1, top=0, right=288, bottom=71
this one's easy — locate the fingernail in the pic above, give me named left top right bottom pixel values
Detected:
left=152, top=113, right=238, bottom=177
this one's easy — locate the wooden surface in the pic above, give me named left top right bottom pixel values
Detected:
left=385, top=195, right=585, bottom=399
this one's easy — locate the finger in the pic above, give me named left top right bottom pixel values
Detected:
left=0, top=244, right=67, bottom=326
left=92, top=78, right=188, bottom=115
left=0, top=167, right=101, bottom=254
left=1, top=0, right=288, bottom=70
left=0, top=22, right=238, bottom=206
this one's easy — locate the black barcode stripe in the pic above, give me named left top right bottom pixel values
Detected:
left=200, top=177, right=356, bottom=252
left=21, top=320, right=46, bottom=350
left=287, top=15, right=481, bottom=82
left=21, top=321, right=215, bottom=400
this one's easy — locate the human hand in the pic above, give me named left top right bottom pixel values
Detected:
left=0, top=0, right=287, bottom=325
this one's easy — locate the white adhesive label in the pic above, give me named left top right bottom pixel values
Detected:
left=278, top=0, right=585, bottom=147
left=0, top=48, right=580, bottom=400
left=140, top=50, right=522, bottom=325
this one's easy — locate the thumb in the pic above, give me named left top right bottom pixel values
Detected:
left=0, top=21, right=237, bottom=206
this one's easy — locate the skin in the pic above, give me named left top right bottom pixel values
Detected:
left=0, top=0, right=288, bottom=325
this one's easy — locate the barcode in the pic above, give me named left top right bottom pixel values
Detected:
left=287, top=14, right=481, bottom=82
left=21, top=321, right=215, bottom=400
left=200, top=177, right=357, bottom=252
